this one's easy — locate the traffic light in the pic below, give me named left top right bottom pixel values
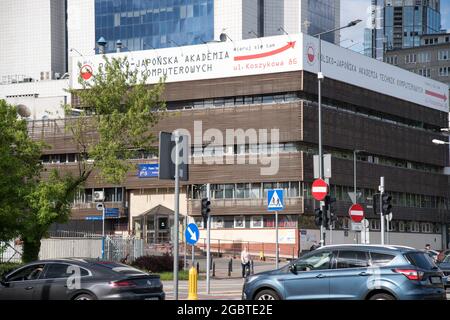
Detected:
left=324, top=195, right=336, bottom=228
left=314, top=208, right=323, bottom=227
left=201, top=197, right=211, bottom=228
left=382, top=193, right=392, bottom=216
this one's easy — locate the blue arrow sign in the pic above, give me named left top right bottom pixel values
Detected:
left=267, top=189, right=284, bottom=211
left=185, top=223, right=200, bottom=245
left=85, top=216, right=103, bottom=221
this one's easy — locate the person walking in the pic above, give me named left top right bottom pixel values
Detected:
left=241, top=246, right=251, bottom=278
left=310, top=241, right=319, bottom=251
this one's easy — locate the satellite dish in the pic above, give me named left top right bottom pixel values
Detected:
left=219, top=33, right=227, bottom=42
left=17, top=104, right=31, bottom=118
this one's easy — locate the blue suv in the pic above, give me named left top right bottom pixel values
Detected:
left=242, top=245, right=446, bottom=300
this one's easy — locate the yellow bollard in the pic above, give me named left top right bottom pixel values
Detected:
left=187, top=266, right=198, bottom=300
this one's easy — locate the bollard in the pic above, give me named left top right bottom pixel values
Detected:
left=228, top=259, right=232, bottom=277
left=251, top=260, right=254, bottom=275
left=187, top=266, right=198, bottom=300
left=212, top=261, right=216, bottom=277
left=230, top=258, right=233, bottom=272
left=196, top=261, right=200, bottom=274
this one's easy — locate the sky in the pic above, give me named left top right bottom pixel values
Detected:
left=340, top=0, right=450, bottom=53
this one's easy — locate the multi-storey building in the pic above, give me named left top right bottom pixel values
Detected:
left=384, top=33, right=450, bottom=87
left=365, top=0, right=443, bottom=60
left=0, top=0, right=67, bottom=83
left=68, top=0, right=341, bottom=57
left=30, top=34, right=450, bottom=255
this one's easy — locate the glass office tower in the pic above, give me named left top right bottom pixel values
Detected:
left=94, top=0, right=214, bottom=53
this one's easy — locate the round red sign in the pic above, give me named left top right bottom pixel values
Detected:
left=349, top=204, right=365, bottom=223
left=80, top=64, right=93, bottom=80
left=311, top=179, right=328, bottom=201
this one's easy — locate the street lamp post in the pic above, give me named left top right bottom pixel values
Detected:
left=314, top=19, right=362, bottom=246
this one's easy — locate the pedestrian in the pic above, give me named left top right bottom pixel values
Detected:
left=425, top=244, right=431, bottom=251
left=241, top=246, right=251, bottom=278
left=310, top=241, right=319, bottom=251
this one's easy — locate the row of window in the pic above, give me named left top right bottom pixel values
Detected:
left=190, top=181, right=449, bottom=210
left=424, top=36, right=450, bottom=45
left=74, top=187, right=124, bottom=203
left=385, top=49, right=450, bottom=65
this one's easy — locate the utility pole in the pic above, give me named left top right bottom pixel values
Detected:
left=379, top=177, right=385, bottom=245
left=206, top=183, right=211, bottom=295
left=173, top=133, right=180, bottom=300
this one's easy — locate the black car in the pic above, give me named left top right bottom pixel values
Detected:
left=0, top=258, right=164, bottom=300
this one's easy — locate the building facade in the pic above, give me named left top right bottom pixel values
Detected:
left=384, top=33, right=450, bottom=87
left=30, top=34, right=450, bottom=255
left=0, top=0, right=67, bottom=83
left=364, top=0, right=442, bottom=60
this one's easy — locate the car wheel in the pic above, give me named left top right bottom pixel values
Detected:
left=369, top=293, right=396, bottom=300
left=254, top=289, right=280, bottom=300
left=73, top=293, right=96, bottom=301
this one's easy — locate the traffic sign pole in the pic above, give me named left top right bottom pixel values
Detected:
left=275, top=211, right=279, bottom=269
left=206, top=183, right=211, bottom=295
left=173, top=133, right=180, bottom=301
left=312, top=179, right=329, bottom=247
left=379, top=177, right=385, bottom=245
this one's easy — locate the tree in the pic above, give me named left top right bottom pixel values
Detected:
left=0, top=100, right=43, bottom=244
left=18, top=56, right=166, bottom=262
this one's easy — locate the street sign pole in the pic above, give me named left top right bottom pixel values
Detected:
left=379, top=177, right=385, bottom=245
left=191, top=245, right=195, bottom=267
left=206, top=183, right=211, bottom=295
left=173, top=133, right=180, bottom=301
left=102, top=203, right=105, bottom=260
left=275, top=211, right=279, bottom=269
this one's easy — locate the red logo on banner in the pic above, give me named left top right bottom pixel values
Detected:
left=80, top=64, right=93, bottom=80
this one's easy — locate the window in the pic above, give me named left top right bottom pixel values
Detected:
left=439, top=67, right=449, bottom=77
left=438, top=50, right=449, bottom=61
left=421, top=223, right=432, bottom=233
left=234, top=216, right=245, bottom=228
left=212, top=216, right=224, bottom=229
left=44, top=264, right=89, bottom=279
left=370, top=219, right=380, bottom=231
left=369, top=252, right=396, bottom=266
left=7, top=264, right=45, bottom=282
left=405, top=252, right=436, bottom=269
left=405, top=54, right=417, bottom=64
left=408, top=221, right=420, bottom=233
left=295, top=250, right=332, bottom=271
left=251, top=216, right=263, bottom=228
left=336, top=251, right=369, bottom=269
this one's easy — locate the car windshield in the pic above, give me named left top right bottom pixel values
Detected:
left=405, top=252, right=437, bottom=270
left=443, top=255, right=450, bottom=263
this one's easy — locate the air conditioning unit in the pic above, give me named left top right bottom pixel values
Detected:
left=93, top=191, right=105, bottom=202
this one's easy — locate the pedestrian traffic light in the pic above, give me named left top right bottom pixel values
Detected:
left=201, top=197, right=211, bottom=227
left=382, top=193, right=392, bottom=216
left=314, top=208, right=323, bottom=227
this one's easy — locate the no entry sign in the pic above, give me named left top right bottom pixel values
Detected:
left=312, top=179, right=328, bottom=201
left=349, top=204, right=365, bottom=223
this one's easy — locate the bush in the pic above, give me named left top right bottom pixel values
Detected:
left=0, top=263, right=23, bottom=278
left=131, top=254, right=183, bottom=273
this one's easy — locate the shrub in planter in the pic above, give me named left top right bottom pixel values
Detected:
left=131, top=254, right=183, bottom=273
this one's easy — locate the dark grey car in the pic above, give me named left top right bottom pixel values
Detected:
left=0, top=258, right=164, bottom=300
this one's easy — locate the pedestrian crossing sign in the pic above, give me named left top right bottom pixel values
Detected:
left=267, top=189, right=284, bottom=211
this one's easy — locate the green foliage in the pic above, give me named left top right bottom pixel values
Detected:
left=0, top=263, right=23, bottom=278
left=0, top=100, right=43, bottom=243
left=67, top=56, right=166, bottom=184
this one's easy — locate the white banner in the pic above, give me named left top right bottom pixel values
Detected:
left=71, top=33, right=449, bottom=111
left=302, top=33, right=448, bottom=112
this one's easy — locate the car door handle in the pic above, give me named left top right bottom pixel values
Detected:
left=316, top=274, right=326, bottom=279
left=359, top=272, right=372, bottom=277
left=25, top=286, right=33, bottom=290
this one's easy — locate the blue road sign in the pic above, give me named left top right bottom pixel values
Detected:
left=138, top=164, right=159, bottom=178
left=105, top=208, right=119, bottom=218
left=185, top=223, right=200, bottom=245
left=85, top=216, right=103, bottom=221
left=267, top=189, right=284, bottom=211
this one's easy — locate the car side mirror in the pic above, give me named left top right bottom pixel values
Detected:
left=289, top=264, right=298, bottom=275
left=0, top=276, right=9, bottom=287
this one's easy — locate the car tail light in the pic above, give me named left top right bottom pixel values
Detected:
left=393, top=269, right=423, bottom=281
left=110, top=280, right=136, bottom=287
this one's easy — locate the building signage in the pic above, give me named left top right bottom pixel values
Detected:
left=105, top=208, right=120, bottom=218
left=71, top=33, right=448, bottom=111
left=138, top=164, right=159, bottom=178
left=302, top=33, right=448, bottom=112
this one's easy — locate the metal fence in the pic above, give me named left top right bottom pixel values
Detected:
left=0, top=241, right=23, bottom=263
left=1, top=236, right=144, bottom=264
